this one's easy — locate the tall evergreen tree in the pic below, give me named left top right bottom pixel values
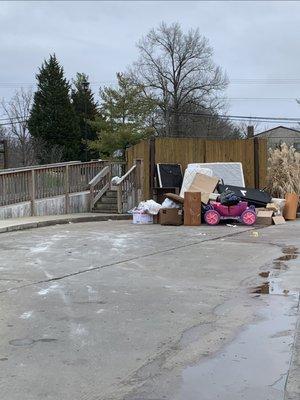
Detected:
left=28, top=54, right=80, bottom=163
left=71, top=73, right=98, bottom=161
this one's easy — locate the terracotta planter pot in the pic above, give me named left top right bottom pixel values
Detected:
left=283, top=193, right=299, bottom=220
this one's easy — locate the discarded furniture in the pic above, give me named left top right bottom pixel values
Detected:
left=184, top=191, right=201, bottom=226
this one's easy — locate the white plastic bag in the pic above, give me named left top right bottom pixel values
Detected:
left=161, top=198, right=180, bottom=209
left=136, top=200, right=162, bottom=215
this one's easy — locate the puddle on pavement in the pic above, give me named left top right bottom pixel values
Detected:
left=179, top=245, right=299, bottom=400
left=180, top=294, right=298, bottom=400
left=273, top=260, right=288, bottom=270
left=181, top=323, right=212, bottom=347
left=253, top=245, right=299, bottom=295
left=252, top=277, right=297, bottom=296
left=275, top=246, right=298, bottom=263
left=276, top=254, right=298, bottom=262
left=282, top=246, right=299, bottom=255
left=259, top=271, right=270, bottom=278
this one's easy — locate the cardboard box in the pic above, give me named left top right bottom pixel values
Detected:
left=160, top=208, right=183, bottom=226
left=256, top=210, right=273, bottom=225
left=189, top=173, right=219, bottom=204
left=272, top=216, right=286, bottom=225
left=132, top=212, right=153, bottom=224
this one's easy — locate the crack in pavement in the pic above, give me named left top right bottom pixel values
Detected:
left=0, top=227, right=263, bottom=295
left=284, top=294, right=300, bottom=399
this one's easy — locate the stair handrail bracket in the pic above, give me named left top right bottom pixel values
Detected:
left=89, top=165, right=111, bottom=211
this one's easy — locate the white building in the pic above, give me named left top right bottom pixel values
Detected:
left=255, top=126, right=300, bottom=151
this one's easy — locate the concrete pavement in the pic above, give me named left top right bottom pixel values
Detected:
left=0, top=213, right=130, bottom=234
left=0, top=220, right=299, bottom=399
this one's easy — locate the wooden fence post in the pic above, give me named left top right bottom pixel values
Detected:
left=134, top=159, right=144, bottom=203
left=30, top=170, right=36, bottom=216
left=65, top=165, right=70, bottom=214
left=109, top=162, right=112, bottom=189
left=254, top=137, right=260, bottom=189
left=117, top=185, right=122, bottom=214
left=89, top=184, right=94, bottom=212
left=149, top=138, right=155, bottom=198
left=3, top=140, right=8, bottom=169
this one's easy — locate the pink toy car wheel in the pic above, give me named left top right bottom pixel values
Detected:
left=205, top=210, right=220, bottom=225
left=241, top=210, right=256, bottom=225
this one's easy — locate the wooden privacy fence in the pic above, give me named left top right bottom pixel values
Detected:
left=126, top=137, right=268, bottom=199
left=0, top=160, right=125, bottom=215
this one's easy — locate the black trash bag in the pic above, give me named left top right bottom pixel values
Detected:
left=219, top=190, right=240, bottom=206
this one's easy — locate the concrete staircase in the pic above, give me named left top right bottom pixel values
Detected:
left=92, top=190, right=118, bottom=213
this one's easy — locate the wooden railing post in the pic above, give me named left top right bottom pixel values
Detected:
left=117, top=185, right=122, bottom=214
left=90, top=184, right=94, bottom=212
left=65, top=165, right=70, bottom=214
left=109, top=162, right=112, bottom=189
left=30, top=169, right=36, bottom=216
left=136, top=159, right=144, bottom=203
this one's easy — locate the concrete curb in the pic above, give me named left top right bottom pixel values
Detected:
left=0, top=214, right=131, bottom=234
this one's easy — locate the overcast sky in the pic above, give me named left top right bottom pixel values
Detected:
left=1, top=1, right=300, bottom=131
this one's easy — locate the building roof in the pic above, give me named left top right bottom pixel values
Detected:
left=255, top=125, right=300, bottom=137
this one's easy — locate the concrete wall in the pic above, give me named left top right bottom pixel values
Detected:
left=257, top=127, right=300, bottom=150
left=0, top=191, right=90, bottom=220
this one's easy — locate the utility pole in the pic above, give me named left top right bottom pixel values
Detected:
left=247, top=125, right=254, bottom=138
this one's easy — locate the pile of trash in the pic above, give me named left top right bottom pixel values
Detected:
left=129, top=162, right=298, bottom=226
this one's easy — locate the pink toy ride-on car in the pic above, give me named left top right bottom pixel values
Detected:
left=204, top=201, right=256, bottom=226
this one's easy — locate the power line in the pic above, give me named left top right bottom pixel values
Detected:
left=170, top=111, right=300, bottom=123
left=0, top=116, right=28, bottom=122
left=0, top=119, right=28, bottom=126
left=228, top=97, right=298, bottom=101
left=2, top=78, right=300, bottom=87
left=1, top=111, right=300, bottom=129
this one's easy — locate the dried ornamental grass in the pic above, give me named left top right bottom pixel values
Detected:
left=266, top=143, right=300, bottom=198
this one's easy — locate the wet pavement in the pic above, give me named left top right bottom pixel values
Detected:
left=180, top=295, right=297, bottom=400
left=180, top=246, right=299, bottom=400
left=0, top=220, right=299, bottom=400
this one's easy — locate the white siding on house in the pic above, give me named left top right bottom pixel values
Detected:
left=256, top=126, right=300, bottom=150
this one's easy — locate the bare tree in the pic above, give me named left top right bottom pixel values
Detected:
left=129, top=22, right=228, bottom=137
left=1, top=88, right=34, bottom=166
left=32, top=137, right=64, bottom=164
left=237, top=119, right=263, bottom=138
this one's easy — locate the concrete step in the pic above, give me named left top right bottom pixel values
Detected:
left=94, top=203, right=118, bottom=212
left=92, top=209, right=120, bottom=215
left=105, top=190, right=117, bottom=198
left=99, top=196, right=117, bottom=204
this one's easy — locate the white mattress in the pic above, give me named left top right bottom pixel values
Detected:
left=197, top=162, right=245, bottom=187
left=180, top=165, right=213, bottom=197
